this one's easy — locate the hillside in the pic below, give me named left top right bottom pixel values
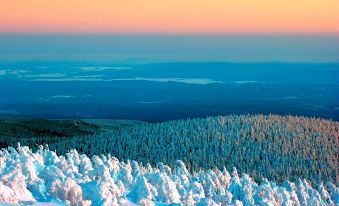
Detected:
left=0, top=116, right=145, bottom=148
left=0, top=114, right=338, bottom=186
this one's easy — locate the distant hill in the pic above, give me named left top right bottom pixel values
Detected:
left=0, top=116, right=145, bottom=149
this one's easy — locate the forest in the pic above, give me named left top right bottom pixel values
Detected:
left=0, top=145, right=338, bottom=205
left=2, top=114, right=337, bottom=186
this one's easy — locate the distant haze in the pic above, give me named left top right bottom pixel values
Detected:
left=0, top=35, right=338, bottom=63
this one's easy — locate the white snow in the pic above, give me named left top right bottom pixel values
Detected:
left=107, top=77, right=223, bottom=85
left=0, top=145, right=337, bottom=206
left=78, top=67, right=132, bottom=72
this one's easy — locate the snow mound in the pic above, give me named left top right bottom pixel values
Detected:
left=0, top=145, right=337, bottom=206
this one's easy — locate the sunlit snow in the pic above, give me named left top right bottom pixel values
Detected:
left=0, top=145, right=337, bottom=205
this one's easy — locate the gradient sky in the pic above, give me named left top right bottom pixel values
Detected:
left=1, top=0, right=339, bottom=34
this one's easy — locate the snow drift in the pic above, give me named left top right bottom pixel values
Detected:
left=0, top=145, right=338, bottom=206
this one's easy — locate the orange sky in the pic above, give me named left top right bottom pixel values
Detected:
left=0, top=0, right=339, bottom=34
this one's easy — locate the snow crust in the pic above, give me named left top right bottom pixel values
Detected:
left=0, top=145, right=337, bottom=206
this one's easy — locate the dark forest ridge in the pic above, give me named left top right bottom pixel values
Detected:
left=0, top=116, right=145, bottom=142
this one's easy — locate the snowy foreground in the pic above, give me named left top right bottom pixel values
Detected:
left=0, top=146, right=338, bottom=206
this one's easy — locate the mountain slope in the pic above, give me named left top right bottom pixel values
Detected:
left=1, top=114, right=337, bottom=186
left=50, top=115, right=339, bottom=185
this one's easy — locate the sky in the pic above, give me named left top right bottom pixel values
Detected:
left=0, top=0, right=339, bottom=34
left=0, top=1, right=338, bottom=63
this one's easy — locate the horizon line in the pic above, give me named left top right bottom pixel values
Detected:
left=1, top=32, right=339, bottom=36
